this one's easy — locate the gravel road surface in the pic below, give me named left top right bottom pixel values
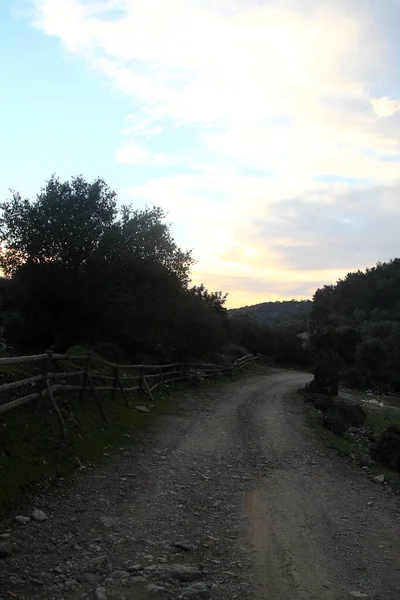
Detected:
left=1, top=370, right=400, bottom=600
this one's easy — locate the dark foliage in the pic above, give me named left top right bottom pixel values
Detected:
left=310, top=260, right=400, bottom=392
left=370, top=425, right=400, bottom=472
left=227, top=312, right=311, bottom=367
left=229, top=299, right=311, bottom=331
left=333, top=399, right=366, bottom=427
left=307, top=351, right=339, bottom=396
left=305, top=393, right=335, bottom=412
left=322, top=409, right=349, bottom=437
left=0, top=175, right=227, bottom=360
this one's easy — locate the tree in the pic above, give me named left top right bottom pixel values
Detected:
left=0, top=175, right=228, bottom=359
left=189, top=284, right=228, bottom=314
left=97, top=205, right=194, bottom=285
left=0, top=175, right=117, bottom=275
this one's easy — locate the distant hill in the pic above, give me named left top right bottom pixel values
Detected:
left=229, top=299, right=312, bottom=329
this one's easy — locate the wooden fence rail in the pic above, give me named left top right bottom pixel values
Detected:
left=0, top=350, right=275, bottom=442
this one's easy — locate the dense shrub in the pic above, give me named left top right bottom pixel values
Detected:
left=341, top=366, right=369, bottom=389
left=307, top=352, right=339, bottom=396
left=305, top=393, right=335, bottom=412
left=370, top=425, right=400, bottom=472
left=322, top=409, right=348, bottom=436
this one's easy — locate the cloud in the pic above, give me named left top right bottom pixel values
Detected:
left=115, top=141, right=176, bottom=165
left=371, top=97, right=400, bottom=119
left=250, top=182, right=400, bottom=271
left=25, top=0, right=400, bottom=304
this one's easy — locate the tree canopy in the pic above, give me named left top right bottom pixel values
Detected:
left=0, top=175, right=226, bottom=359
left=310, top=259, right=400, bottom=391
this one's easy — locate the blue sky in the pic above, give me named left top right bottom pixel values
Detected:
left=2, top=0, right=400, bottom=307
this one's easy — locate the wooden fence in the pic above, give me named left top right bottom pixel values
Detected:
left=0, top=351, right=275, bottom=443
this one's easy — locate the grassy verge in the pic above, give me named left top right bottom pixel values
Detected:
left=300, top=392, right=400, bottom=492
left=0, top=384, right=181, bottom=516
left=0, top=359, right=273, bottom=516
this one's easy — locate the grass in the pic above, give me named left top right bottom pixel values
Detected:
left=0, top=384, right=180, bottom=516
left=0, top=356, right=273, bottom=516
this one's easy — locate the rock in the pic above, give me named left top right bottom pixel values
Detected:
left=135, top=405, right=151, bottom=413
left=147, top=584, right=167, bottom=595
left=127, top=564, right=142, bottom=572
left=144, top=565, right=158, bottom=573
left=100, top=516, right=115, bottom=528
left=360, top=454, right=375, bottom=467
left=64, top=579, right=79, bottom=588
left=15, top=515, right=30, bottom=525
left=82, top=572, right=102, bottom=585
left=91, top=556, right=108, bottom=568
left=110, top=570, right=129, bottom=580
left=131, top=576, right=148, bottom=584
left=373, top=474, right=385, bottom=484
left=174, top=541, right=195, bottom=552
left=32, top=509, right=48, bottom=522
left=0, top=542, right=11, bottom=559
left=155, top=564, right=202, bottom=582
left=350, top=592, right=369, bottom=598
left=94, top=585, right=107, bottom=600
left=0, top=533, right=11, bottom=539
left=180, top=582, right=210, bottom=599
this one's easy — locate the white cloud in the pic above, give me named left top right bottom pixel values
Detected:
left=371, top=96, right=400, bottom=119
left=25, top=0, right=400, bottom=304
left=115, top=141, right=176, bottom=165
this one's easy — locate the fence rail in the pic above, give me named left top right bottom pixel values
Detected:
left=0, top=350, right=275, bottom=442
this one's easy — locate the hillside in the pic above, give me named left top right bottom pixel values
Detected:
left=229, top=299, right=312, bottom=328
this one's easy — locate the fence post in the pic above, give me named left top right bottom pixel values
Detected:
left=88, top=373, right=110, bottom=425
left=45, top=349, right=68, bottom=443
left=139, top=364, right=145, bottom=393
left=111, top=365, right=118, bottom=401
left=143, top=376, right=155, bottom=402
left=79, top=355, right=90, bottom=404
left=158, top=365, right=165, bottom=393
left=116, top=367, right=130, bottom=407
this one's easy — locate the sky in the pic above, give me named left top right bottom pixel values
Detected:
left=1, top=0, right=400, bottom=308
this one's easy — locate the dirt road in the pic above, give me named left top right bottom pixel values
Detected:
left=1, top=371, right=400, bottom=600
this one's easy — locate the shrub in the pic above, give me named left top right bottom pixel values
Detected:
left=322, top=409, right=348, bottom=436
left=334, top=399, right=366, bottom=427
left=370, top=425, right=400, bottom=472
left=341, top=366, right=368, bottom=389
left=308, top=351, right=339, bottom=396
left=305, top=393, right=335, bottom=412
left=90, top=343, right=124, bottom=362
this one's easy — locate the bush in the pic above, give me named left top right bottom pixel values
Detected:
left=306, top=391, right=366, bottom=430
left=90, top=343, right=124, bottom=362
left=305, top=393, right=335, bottom=412
left=370, top=425, right=400, bottom=472
left=322, top=409, right=348, bottom=436
left=334, top=399, right=366, bottom=427
left=341, top=366, right=368, bottom=389
left=308, top=352, right=339, bottom=396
